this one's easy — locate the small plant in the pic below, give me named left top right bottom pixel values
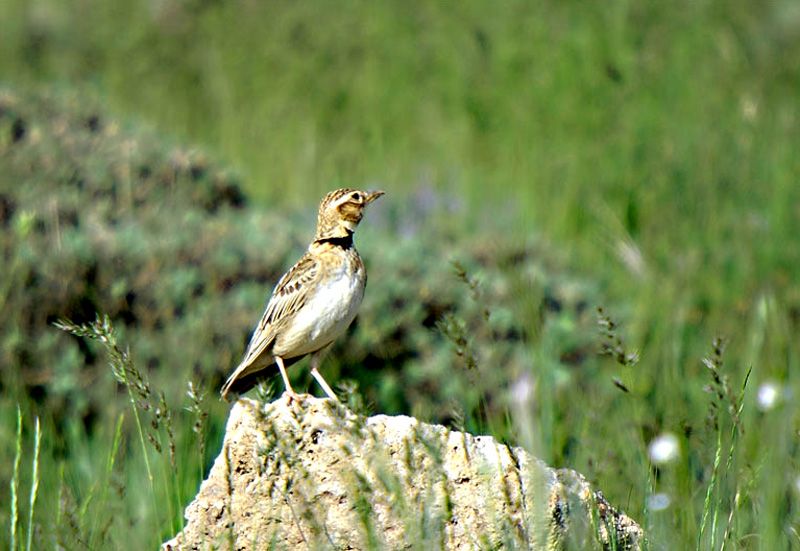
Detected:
left=55, top=314, right=162, bottom=517
left=452, top=260, right=490, bottom=322
left=597, top=307, right=639, bottom=368
left=253, top=380, right=276, bottom=406
left=596, top=307, right=641, bottom=399
left=54, top=313, right=199, bottom=538
left=186, top=381, right=209, bottom=478
left=698, top=337, right=750, bottom=550
left=337, top=380, right=372, bottom=417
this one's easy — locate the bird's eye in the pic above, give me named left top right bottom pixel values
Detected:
left=351, top=192, right=361, bottom=201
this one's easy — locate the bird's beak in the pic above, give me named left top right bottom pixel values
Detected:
left=364, top=190, right=385, bottom=204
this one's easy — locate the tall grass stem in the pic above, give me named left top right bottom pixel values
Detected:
left=10, top=405, right=22, bottom=551
left=120, top=361, right=160, bottom=525
left=25, top=417, right=41, bottom=551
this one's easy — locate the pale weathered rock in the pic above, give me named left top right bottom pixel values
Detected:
left=163, top=396, right=642, bottom=550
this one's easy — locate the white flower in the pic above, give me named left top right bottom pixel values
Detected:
left=647, top=493, right=671, bottom=511
left=756, top=381, right=781, bottom=411
left=510, top=373, right=535, bottom=406
left=648, top=433, right=680, bottom=465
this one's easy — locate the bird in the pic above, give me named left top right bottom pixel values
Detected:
left=220, top=188, right=384, bottom=402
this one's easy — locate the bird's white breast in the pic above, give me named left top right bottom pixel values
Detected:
left=276, top=261, right=365, bottom=357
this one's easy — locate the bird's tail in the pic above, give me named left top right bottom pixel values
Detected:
left=220, top=360, right=258, bottom=401
left=220, top=356, right=302, bottom=401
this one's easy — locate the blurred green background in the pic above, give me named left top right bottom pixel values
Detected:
left=2, top=0, right=800, bottom=548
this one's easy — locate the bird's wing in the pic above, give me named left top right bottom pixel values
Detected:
left=258, top=252, right=320, bottom=335
left=221, top=252, right=320, bottom=399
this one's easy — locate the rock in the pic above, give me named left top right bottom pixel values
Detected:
left=163, top=396, right=642, bottom=550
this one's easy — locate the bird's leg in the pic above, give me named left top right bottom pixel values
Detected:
left=310, top=368, right=339, bottom=401
left=275, top=356, right=299, bottom=402
left=310, top=349, right=339, bottom=401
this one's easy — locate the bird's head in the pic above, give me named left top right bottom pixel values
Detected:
left=314, top=188, right=384, bottom=240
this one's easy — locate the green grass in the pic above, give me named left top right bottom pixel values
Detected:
left=2, top=0, right=800, bottom=548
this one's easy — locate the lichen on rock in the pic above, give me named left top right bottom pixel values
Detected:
left=164, top=396, right=642, bottom=550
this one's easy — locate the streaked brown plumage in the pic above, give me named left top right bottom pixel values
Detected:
left=220, top=188, right=384, bottom=401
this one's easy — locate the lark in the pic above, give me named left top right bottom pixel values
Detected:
left=221, top=188, right=384, bottom=402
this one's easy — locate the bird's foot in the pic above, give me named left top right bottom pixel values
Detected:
left=284, top=390, right=304, bottom=406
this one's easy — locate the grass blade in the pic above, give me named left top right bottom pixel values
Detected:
left=25, top=417, right=41, bottom=551
left=10, top=405, right=22, bottom=551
